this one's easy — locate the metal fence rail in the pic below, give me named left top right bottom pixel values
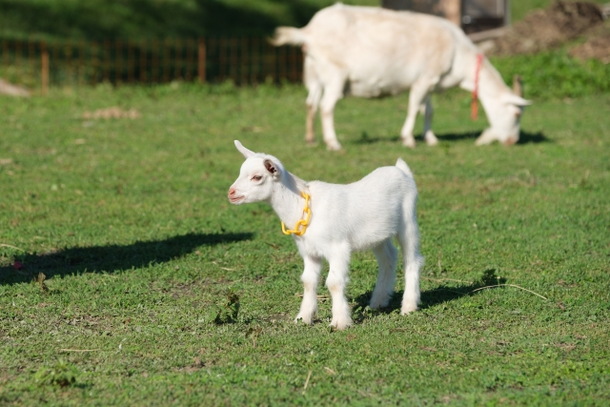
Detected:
left=0, top=37, right=304, bottom=93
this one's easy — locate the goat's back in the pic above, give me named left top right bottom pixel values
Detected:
left=293, top=3, right=476, bottom=97
left=306, top=165, right=416, bottom=250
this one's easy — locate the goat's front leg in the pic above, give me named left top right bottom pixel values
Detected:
left=401, top=79, right=436, bottom=148
left=422, top=97, right=438, bottom=146
left=326, top=248, right=352, bottom=330
left=295, top=255, right=323, bottom=325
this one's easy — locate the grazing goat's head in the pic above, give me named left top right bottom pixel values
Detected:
left=479, top=76, right=532, bottom=146
left=228, top=140, right=285, bottom=205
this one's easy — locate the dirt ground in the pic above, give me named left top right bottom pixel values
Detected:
left=0, top=78, right=30, bottom=97
left=568, top=19, right=610, bottom=63
left=487, top=1, right=609, bottom=63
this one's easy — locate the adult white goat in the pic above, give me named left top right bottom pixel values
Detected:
left=271, top=3, right=531, bottom=150
left=228, top=140, right=423, bottom=329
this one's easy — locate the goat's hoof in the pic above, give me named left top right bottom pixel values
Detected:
left=475, top=131, right=495, bottom=146
left=325, top=142, right=343, bottom=151
left=425, top=131, right=439, bottom=146
left=369, top=298, right=390, bottom=310
left=425, top=138, right=439, bottom=147
left=401, top=138, right=416, bottom=149
left=503, top=136, right=519, bottom=146
left=330, top=318, right=353, bottom=331
left=400, top=305, right=418, bottom=315
left=294, top=315, right=314, bottom=325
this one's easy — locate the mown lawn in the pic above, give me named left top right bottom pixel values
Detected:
left=0, top=83, right=608, bottom=405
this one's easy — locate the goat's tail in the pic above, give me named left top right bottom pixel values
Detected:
left=395, top=158, right=414, bottom=179
left=269, top=27, right=307, bottom=46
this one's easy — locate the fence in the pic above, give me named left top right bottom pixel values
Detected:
left=0, top=37, right=304, bottom=93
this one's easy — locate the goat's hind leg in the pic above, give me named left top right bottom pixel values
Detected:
left=304, top=56, right=321, bottom=146
left=295, top=255, right=323, bottom=325
left=398, top=206, right=424, bottom=314
left=305, top=84, right=321, bottom=146
left=370, top=239, right=398, bottom=309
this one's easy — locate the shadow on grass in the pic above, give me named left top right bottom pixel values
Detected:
left=353, top=269, right=507, bottom=321
left=353, top=130, right=548, bottom=145
left=0, top=232, right=252, bottom=285
left=435, top=130, right=549, bottom=144
left=517, top=131, right=549, bottom=144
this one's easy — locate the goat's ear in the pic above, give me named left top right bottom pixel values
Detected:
left=234, top=140, right=256, bottom=158
left=502, top=93, right=532, bottom=107
left=264, top=159, right=281, bottom=178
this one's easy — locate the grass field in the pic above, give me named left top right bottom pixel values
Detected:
left=0, top=80, right=608, bottom=405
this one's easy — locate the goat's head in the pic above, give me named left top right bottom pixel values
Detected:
left=228, top=140, right=284, bottom=205
left=478, top=91, right=531, bottom=146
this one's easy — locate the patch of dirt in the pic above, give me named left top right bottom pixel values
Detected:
left=0, top=78, right=30, bottom=97
left=82, top=106, right=140, bottom=120
left=568, top=19, right=610, bottom=63
left=488, top=1, right=606, bottom=57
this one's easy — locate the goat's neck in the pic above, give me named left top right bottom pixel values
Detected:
left=478, top=60, right=512, bottom=102
left=477, top=61, right=515, bottom=123
left=269, top=171, right=309, bottom=228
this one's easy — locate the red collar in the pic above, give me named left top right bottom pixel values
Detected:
left=471, top=53, right=484, bottom=120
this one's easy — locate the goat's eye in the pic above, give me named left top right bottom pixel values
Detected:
left=251, top=175, right=263, bottom=182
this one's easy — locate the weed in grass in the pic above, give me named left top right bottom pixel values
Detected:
left=209, top=290, right=241, bottom=325
left=33, top=360, right=80, bottom=388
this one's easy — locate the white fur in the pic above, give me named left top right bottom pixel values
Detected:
left=271, top=3, right=531, bottom=150
left=228, top=140, right=423, bottom=330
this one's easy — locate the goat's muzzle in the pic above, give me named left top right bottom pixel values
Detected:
left=228, top=187, right=244, bottom=204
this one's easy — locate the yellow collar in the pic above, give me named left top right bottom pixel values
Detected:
left=281, top=191, right=311, bottom=236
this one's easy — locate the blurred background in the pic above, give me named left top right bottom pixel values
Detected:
left=0, top=0, right=607, bottom=92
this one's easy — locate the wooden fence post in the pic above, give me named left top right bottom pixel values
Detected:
left=41, top=42, right=49, bottom=95
left=198, top=38, right=206, bottom=83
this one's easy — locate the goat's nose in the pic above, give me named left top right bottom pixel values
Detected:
left=228, top=188, right=236, bottom=197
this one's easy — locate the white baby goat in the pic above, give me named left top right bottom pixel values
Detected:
left=228, top=140, right=423, bottom=329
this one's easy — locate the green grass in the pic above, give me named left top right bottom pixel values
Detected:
left=0, top=82, right=608, bottom=405
left=493, top=51, right=610, bottom=100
